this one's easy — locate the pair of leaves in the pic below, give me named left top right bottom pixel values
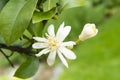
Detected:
left=43, top=0, right=85, bottom=11
left=32, top=0, right=85, bottom=23
left=0, top=0, right=38, bottom=45
left=14, top=56, right=39, bottom=79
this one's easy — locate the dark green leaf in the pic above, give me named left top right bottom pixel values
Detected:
left=32, top=7, right=56, bottom=23
left=0, top=0, right=8, bottom=11
left=0, top=0, right=38, bottom=45
left=14, top=56, right=39, bottom=79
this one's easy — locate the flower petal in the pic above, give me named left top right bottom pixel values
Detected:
left=57, top=50, right=68, bottom=68
left=48, top=24, right=55, bottom=37
left=32, top=42, right=47, bottom=49
left=56, top=22, right=64, bottom=40
left=56, top=25, right=71, bottom=41
left=33, top=37, right=48, bottom=42
left=35, top=48, right=50, bottom=57
left=47, top=51, right=56, bottom=66
left=56, top=22, right=64, bottom=36
left=61, top=26, right=71, bottom=41
left=62, top=41, right=76, bottom=47
left=59, top=47, right=76, bottom=60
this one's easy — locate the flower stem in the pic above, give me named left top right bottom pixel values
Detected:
left=76, top=39, right=81, bottom=44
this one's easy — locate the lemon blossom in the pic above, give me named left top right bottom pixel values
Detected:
left=32, top=22, right=76, bottom=68
left=79, top=23, right=98, bottom=41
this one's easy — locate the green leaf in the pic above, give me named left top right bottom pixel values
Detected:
left=0, top=0, right=38, bottom=45
left=14, top=56, right=39, bottom=79
left=28, top=22, right=43, bottom=36
left=60, top=0, right=85, bottom=10
left=0, top=0, right=8, bottom=11
left=32, top=7, right=57, bottom=23
left=43, top=0, right=59, bottom=11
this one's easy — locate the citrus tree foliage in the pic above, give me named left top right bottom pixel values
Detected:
left=0, top=0, right=84, bottom=79
left=0, top=0, right=120, bottom=79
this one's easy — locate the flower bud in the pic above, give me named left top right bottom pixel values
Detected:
left=79, top=23, right=98, bottom=41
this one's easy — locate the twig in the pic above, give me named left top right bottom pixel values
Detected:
left=7, top=51, right=14, bottom=57
left=0, top=49, right=14, bottom=68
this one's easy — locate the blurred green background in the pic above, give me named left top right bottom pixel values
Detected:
left=57, top=0, right=120, bottom=80
left=0, top=0, right=120, bottom=80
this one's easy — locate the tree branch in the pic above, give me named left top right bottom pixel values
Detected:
left=0, top=43, right=36, bottom=54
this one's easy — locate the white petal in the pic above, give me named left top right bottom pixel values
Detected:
left=35, top=48, right=50, bottom=57
left=33, top=37, right=47, bottom=42
left=48, top=24, right=55, bottom=36
left=56, top=22, right=64, bottom=40
left=91, top=28, right=98, bottom=37
left=56, top=25, right=71, bottom=41
left=57, top=50, right=68, bottom=68
left=56, top=22, right=64, bottom=36
left=32, top=42, right=47, bottom=49
left=62, top=41, right=76, bottom=47
left=47, top=51, right=56, bottom=66
left=60, top=26, right=71, bottom=41
left=59, top=47, right=76, bottom=60
left=84, top=23, right=95, bottom=28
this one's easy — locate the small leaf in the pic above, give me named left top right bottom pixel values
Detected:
left=28, top=22, right=43, bottom=36
left=0, top=0, right=38, bottom=45
left=43, top=0, right=59, bottom=11
left=32, top=7, right=56, bottom=23
left=60, top=0, right=85, bottom=10
left=14, top=56, right=39, bottom=79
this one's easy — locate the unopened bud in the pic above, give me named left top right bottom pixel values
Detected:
left=79, top=23, right=98, bottom=41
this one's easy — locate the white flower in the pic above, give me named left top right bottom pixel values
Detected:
left=32, top=22, right=76, bottom=68
left=79, top=23, right=98, bottom=41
